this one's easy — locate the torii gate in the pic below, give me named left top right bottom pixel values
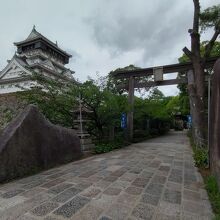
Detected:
left=112, top=56, right=219, bottom=141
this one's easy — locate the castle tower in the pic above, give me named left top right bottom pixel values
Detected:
left=0, top=27, right=75, bottom=94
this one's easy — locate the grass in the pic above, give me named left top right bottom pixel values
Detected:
left=205, top=176, right=220, bottom=219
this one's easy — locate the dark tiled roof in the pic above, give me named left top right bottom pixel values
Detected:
left=14, top=27, right=72, bottom=58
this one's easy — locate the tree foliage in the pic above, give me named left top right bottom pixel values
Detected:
left=200, top=4, right=220, bottom=32
left=20, top=73, right=78, bottom=127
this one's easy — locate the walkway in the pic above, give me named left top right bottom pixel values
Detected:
left=0, top=131, right=213, bottom=220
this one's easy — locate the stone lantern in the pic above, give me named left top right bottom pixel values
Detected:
left=73, top=100, right=95, bottom=152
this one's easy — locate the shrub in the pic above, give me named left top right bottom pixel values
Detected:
left=94, top=143, right=114, bottom=154
left=193, top=147, right=208, bottom=168
left=94, top=138, right=127, bottom=154
left=188, top=130, right=208, bottom=168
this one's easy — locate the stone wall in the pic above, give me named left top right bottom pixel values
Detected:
left=0, top=105, right=82, bottom=183
left=210, top=59, right=220, bottom=186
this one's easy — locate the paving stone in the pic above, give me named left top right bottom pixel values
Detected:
left=173, top=161, right=183, bottom=167
left=110, top=180, right=130, bottom=190
left=141, top=193, right=160, bottom=206
left=125, top=186, right=143, bottom=195
left=116, top=192, right=138, bottom=207
left=145, top=183, right=164, bottom=196
left=17, top=176, right=43, bottom=184
left=52, top=187, right=82, bottom=203
left=47, top=172, right=65, bottom=180
left=0, top=193, right=54, bottom=219
left=139, top=171, right=154, bottom=179
left=41, top=178, right=65, bottom=188
left=31, top=202, right=59, bottom=216
left=120, top=173, right=138, bottom=182
left=0, top=195, right=28, bottom=210
left=104, top=203, right=131, bottom=220
left=181, top=212, right=202, bottom=220
left=53, top=196, right=90, bottom=218
left=148, top=161, right=161, bottom=168
left=132, top=203, right=155, bottom=220
left=79, top=170, right=97, bottom=178
left=103, top=187, right=122, bottom=196
left=87, top=175, right=103, bottom=182
left=48, top=183, right=73, bottom=194
left=155, top=213, right=180, bottom=220
left=75, top=181, right=93, bottom=190
left=183, top=189, right=201, bottom=201
left=42, top=169, right=61, bottom=176
left=184, top=173, right=197, bottom=182
left=182, top=200, right=204, bottom=215
left=184, top=181, right=203, bottom=192
left=17, top=214, right=39, bottom=220
left=132, top=178, right=150, bottom=188
left=151, top=175, right=167, bottom=184
left=22, top=179, right=46, bottom=189
left=103, top=175, right=118, bottom=182
left=159, top=201, right=181, bottom=216
left=94, top=180, right=111, bottom=190
left=129, top=167, right=143, bottom=174
left=1, top=189, right=25, bottom=198
left=90, top=194, right=115, bottom=210
left=97, top=170, right=113, bottom=177
left=92, top=158, right=106, bottom=162
left=162, top=188, right=181, bottom=204
left=170, top=169, right=183, bottom=176
left=72, top=204, right=103, bottom=220
left=99, top=216, right=112, bottom=220
left=166, top=182, right=182, bottom=192
left=80, top=186, right=101, bottom=198
left=21, top=187, right=46, bottom=198
left=111, top=169, right=127, bottom=177
left=168, top=173, right=182, bottom=183
left=106, top=165, right=122, bottom=172
left=43, top=216, right=61, bottom=220
left=62, top=172, right=79, bottom=180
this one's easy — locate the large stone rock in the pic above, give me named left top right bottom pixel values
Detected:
left=0, top=105, right=82, bottom=183
left=210, top=59, right=220, bottom=186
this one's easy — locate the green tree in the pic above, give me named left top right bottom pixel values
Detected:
left=106, top=64, right=140, bottom=94
left=79, top=80, right=128, bottom=139
left=20, top=73, right=129, bottom=141
left=19, top=73, right=78, bottom=127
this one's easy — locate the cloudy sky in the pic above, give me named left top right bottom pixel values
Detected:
left=0, top=0, right=219, bottom=96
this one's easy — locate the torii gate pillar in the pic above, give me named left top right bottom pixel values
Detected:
left=127, top=76, right=134, bottom=141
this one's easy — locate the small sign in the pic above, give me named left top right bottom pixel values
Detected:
left=121, top=113, right=127, bottom=129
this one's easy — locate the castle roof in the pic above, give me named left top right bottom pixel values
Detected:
left=14, top=26, right=72, bottom=58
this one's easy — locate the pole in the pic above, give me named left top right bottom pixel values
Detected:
left=79, top=94, right=83, bottom=135
left=207, top=75, right=211, bottom=167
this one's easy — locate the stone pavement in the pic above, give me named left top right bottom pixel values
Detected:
left=0, top=131, right=213, bottom=220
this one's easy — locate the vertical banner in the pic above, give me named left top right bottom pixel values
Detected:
left=121, top=113, right=127, bottom=129
left=187, top=115, right=192, bottom=128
